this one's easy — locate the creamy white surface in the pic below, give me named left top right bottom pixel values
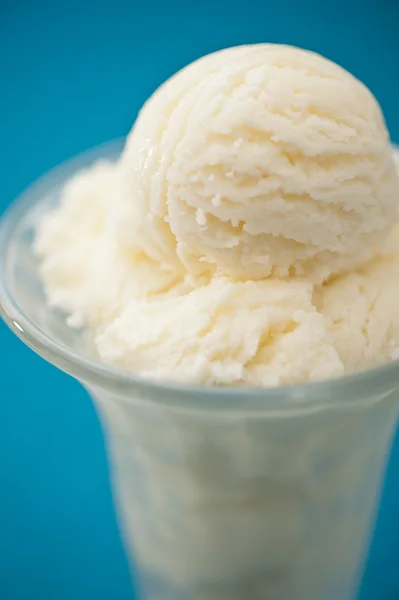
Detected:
left=35, top=45, right=399, bottom=386
left=119, top=44, right=399, bottom=282
left=36, top=153, right=399, bottom=385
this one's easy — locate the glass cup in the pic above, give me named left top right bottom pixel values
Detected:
left=1, top=141, right=399, bottom=600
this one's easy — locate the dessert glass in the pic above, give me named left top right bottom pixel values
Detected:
left=1, top=141, right=398, bottom=600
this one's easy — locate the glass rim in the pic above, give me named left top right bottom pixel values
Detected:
left=1, top=138, right=399, bottom=413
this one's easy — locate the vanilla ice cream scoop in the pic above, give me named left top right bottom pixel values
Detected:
left=320, top=223, right=399, bottom=374
left=118, top=44, right=399, bottom=282
left=96, top=276, right=344, bottom=386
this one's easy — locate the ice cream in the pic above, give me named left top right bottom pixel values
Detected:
left=35, top=44, right=399, bottom=386
left=320, top=223, right=399, bottom=374
left=96, top=276, right=344, bottom=386
left=35, top=162, right=182, bottom=329
left=118, top=44, right=398, bottom=282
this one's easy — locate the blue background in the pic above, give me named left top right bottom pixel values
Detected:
left=1, top=1, right=399, bottom=599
